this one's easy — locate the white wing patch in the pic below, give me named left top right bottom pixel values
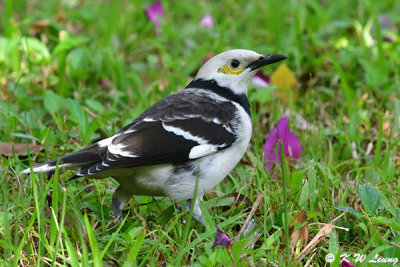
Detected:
left=188, top=144, right=218, bottom=159
left=143, top=117, right=156, bottom=122
left=212, top=117, right=234, bottom=134
left=123, top=129, right=136, bottom=134
left=212, top=118, right=221, bottom=124
left=21, top=163, right=72, bottom=174
left=97, top=136, right=114, bottom=147
left=162, top=123, right=208, bottom=144
left=108, top=143, right=138, bottom=158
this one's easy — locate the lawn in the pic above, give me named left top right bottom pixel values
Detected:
left=1, top=0, right=399, bottom=266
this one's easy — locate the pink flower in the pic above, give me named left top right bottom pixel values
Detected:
left=264, top=116, right=302, bottom=170
left=97, top=79, right=106, bottom=87
left=145, top=1, right=165, bottom=27
left=342, top=260, right=356, bottom=267
left=212, top=226, right=234, bottom=249
left=252, top=71, right=270, bottom=88
left=199, top=13, right=213, bottom=28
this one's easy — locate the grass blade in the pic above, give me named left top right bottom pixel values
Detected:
left=279, top=141, right=290, bottom=262
left=84, top=213, right=102, bottom=267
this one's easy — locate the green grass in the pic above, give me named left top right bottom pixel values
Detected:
left=1, top=0, right=400, bottom=266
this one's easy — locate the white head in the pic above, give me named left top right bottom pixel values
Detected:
left=195, top=49, right=287, bottom=95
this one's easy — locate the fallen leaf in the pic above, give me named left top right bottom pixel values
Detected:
left=237, top=193, right=263, bottom=239
left=290, top=209, right=309, bottom=257
left=298, top=70, right=317, bottom=90
left=382, top=119, right=391, bottom=138
left=0, top=142, right=42, bottom=157
left=28, top=19, right=50, bottom=35
left=158, top=79, right=169, bottom=92
left=55, top=10, right=67, bottom=23
left=296, top=212, right=346, bottom=262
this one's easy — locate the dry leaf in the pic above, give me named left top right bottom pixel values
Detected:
left=28, top=19, right=50, bottom=35
left=270, top=63, right=298, bottom=104
left=0, top=142, right=42, bottom=157
left=296, top=212, right=346, bottom=262
left=237, top=194, right=263, bottom=239
left=298, top=70, right=317, bottom=90
left=158, top=79, right=169, bottom=92
left=382, top=119, right=391, bottom=137
left=290, top=210, right=309, bottom=257
left=55, top=10, right=67, bottom=23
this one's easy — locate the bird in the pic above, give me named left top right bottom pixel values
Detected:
left=21, top=49, right=287, bottom=224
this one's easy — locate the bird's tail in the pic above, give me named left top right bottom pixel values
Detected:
left=21, top=143, right=105, bottom=174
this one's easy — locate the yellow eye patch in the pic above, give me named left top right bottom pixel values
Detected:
left=218, top=64, right=243, bottom=75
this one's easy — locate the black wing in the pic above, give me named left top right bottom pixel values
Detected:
left=78, top=89, right=239, bottom=175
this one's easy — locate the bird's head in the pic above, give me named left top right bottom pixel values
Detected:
left=194, top=49, right=287, bottom=95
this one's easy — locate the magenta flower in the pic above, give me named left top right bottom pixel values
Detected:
left=145, top=1, right=165, bottom=27
left=97, top=79, right=106, bottom=87
left=199, top=13, right=213, bottom=28
left=264, top=116, right=302, bottom=170
left=212, top=226, right=234, bottom=249
left=342, top=260, right=356, bottom=267
left=252, top=71, right=270, bottom=88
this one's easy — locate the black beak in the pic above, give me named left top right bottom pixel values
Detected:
left=246, top=54, right=288, bottom=71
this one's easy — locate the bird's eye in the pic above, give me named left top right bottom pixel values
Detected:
left=230, top=59, right=240, bottom=68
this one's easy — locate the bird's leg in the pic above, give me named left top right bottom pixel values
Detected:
left=186, top=197, right=205, bottom=225
left=112, top=186, right=131, bottom=219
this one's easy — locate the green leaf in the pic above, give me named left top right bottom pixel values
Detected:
left=334, top=206, right=363, bottom=219
left=0, top=37, right=18, bottom=67
left=264, top=229, right=282, bottom=248
left=376, top=189, right=397, bottom=217
left=357, top=185, right=381, bottom=216
left=370, top=216, right=400, bottom=232
left=84, top=213, right=102, bottom=267
left=298, top=180, right=309, bottom=208
left=158, top=205, right=176, bottom=225
left=52, top=35, right=90, bottom=56
left=231, top=238, right=249, bottom=264
left=307, top=167, right=317, bottom=211
left=66, top=98, right=88, bottom=136
left=328, top=231, right=340, bottom=266
left=20, top=37, right=50, bottom=64
left=63, top=227, right=80, bottom=266
left=85, top=99, right=106, bottom=114
left=251, top=86, right=275, bottom=103
left=123, top=228, right=146, bottom=267
left=67, top=48, right=92, bottom=80
left=44, top=90, right=65, bottom=113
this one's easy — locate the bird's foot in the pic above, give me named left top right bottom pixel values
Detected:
left=186, top=198, right=205, bottom=225
left=112, top=186, right=131, bottom=222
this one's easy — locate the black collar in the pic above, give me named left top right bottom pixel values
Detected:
left=185, top=79, right=251, bottom=117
